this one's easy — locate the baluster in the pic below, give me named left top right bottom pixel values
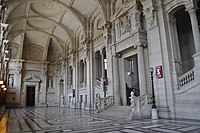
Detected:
left=189, top=73, right=192, bottom=82
left=187, top=75, right=190, bottom=83
left=192, top=71, right=194, bottom=80
left=186, top=75, right=189, bottom=84
left=183, top=77, right=186, bottom=86
left=180, top=79, right=182, bottom=86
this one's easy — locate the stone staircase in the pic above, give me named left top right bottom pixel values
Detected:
left=175, top=68, right=200, bottom=120
left=97, top=106, right=132, bottom=120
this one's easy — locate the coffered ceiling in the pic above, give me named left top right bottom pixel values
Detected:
left=5, top=0, right=106, bottom=61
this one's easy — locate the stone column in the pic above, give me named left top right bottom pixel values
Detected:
left=35, top=83, right=40, bottom=105
left=101, top=51, right=105, bottom=79
left=86, top=57, right=91, bottom=110
left=101, top=51, right=106, bottom=97
left=113, top=54, right=121, bottom=105
left=75, top=52, right=80, bottom=108
left=137, top=44, right=147, bottom=96
left=40, top=65, right=47, bottom=106
left=84, top=60, right=87, bottom=84
left=141, top=0, right=169, bottom=118
left=167, top=14, right=182, bottom=91
left=14, top=60, right=24, bottom=107
left=85, top=41, right=94, bottom=110
left=64, top=58, right=68, bottom=106
left=186, top=7, right=200, bottom=53
left=186, top=3, right=200, bottom=81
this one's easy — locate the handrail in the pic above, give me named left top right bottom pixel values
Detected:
left=95, top=79, right=101, bottom=89
left=130, top=93, right=152, bottom=116
left=95, top=96, right=114, bottom=113
left=178, top=69, right=194, bottom=88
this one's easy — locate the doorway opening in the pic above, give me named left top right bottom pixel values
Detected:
left=124, top=55, right=139, bottom=105
left=26, top=86, right=35, bottom=106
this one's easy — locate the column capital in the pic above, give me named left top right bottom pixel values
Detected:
left=15, top=66, right=22, bottom=75
left=114, top=53, right=122, bottom=58
left=135, top=43, right=147, bottom=48
left=185, top=1, right=198, bottom=14
left=186, top=7, right=197, bottom=14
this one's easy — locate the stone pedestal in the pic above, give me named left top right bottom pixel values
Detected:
left=193, top=52, right=200, bottom=81
left=151, top=108, right=159, bottom=119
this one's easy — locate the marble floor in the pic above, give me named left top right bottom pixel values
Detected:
left=0, top=107, right=200, bottom=133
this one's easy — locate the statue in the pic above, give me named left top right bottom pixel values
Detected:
left=9, top=75, right=14, bottom=87
left=130, top=91, right=136, bottom=112
left=129, top=91, right=139, bottom=119
left=49, top=78, right=53, bottom=88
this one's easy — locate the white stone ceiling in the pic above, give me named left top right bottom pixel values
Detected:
left=6, top=0, right=104, bottom=61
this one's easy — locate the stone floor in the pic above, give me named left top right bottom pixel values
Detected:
left=0, top=107, right=200, bottom=133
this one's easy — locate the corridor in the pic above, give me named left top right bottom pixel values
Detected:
left=0, top=107, right=200, bottom=133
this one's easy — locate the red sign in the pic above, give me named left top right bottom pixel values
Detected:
left=156, top=66, right=163, bottom=78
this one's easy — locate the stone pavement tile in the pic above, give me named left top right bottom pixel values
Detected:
left=121, top=129, right=144, bottom=133
left=141, top=124, right=162, bottom=129
left=19, top=118, right=31, bottom=131
left=105, top=131, right=121, bottom=133
left=178, top=126, right=200, bottom=132
left=152, top=128, right=182, bottom=133
left=2, top=107, right=200, bottom=133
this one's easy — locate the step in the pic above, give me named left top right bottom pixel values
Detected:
left=98, top=106, right=132, bottom=120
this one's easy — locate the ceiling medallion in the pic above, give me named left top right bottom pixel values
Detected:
left=27, top=19, right=53, bottom=30
left=42, top=3, right=53, bottom=9
left=30, top=2, right=62, bottom=17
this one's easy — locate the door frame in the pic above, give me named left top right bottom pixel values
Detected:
left=23, top=81, right=39, bottom=107
left=26, top=86, right=36, bottom=106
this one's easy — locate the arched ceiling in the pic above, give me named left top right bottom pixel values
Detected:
left=6, top=0, right=106, bottom=61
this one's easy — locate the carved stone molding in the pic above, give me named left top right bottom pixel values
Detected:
left=185, top=0, right=198, bottom=14
left=134, top=43, right=147, bottom=49
left=15, top=66, right=22, bottom=75
left=41, top=68, right=47, bottom=76
left=115, top=53, right=122, bottom=58
left=23, top=73, right=41, bottom=82
left=140, top=0, right=157, bottom=29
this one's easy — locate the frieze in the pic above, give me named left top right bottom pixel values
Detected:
left=119, top=15, right=132, bottom=36
left=112, top=0, right=134, bottom=20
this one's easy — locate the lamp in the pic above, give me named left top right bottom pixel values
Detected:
left=3, top=88, right=7, bottom=91
left=1, top=84, right=5, bottom=88
left=150, top=67, right=159, bottom=119
left=4, top=49, right=9, bottom=54
left=0, top=80, right=4, bottom=85
left=3, top=39, right=9, bottom=45
left=1, top=23, right=9, bottom=29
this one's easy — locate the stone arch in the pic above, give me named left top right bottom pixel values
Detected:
left=168, top=5, right=195, bottom=75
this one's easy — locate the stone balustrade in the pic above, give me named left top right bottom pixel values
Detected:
left=95, top=96, right=114, bottom=113
left=95, top=79, right=101, bottom=89
left=130, top=93, right=152, bottom=119
left=178, top=69, right=194, bottom=88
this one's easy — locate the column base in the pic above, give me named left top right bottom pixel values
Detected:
left=151, top=108, right=159, bottom=119
left=193, top=52, right=200, bottom=81
left=193, top=52, right=200, bottom=66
